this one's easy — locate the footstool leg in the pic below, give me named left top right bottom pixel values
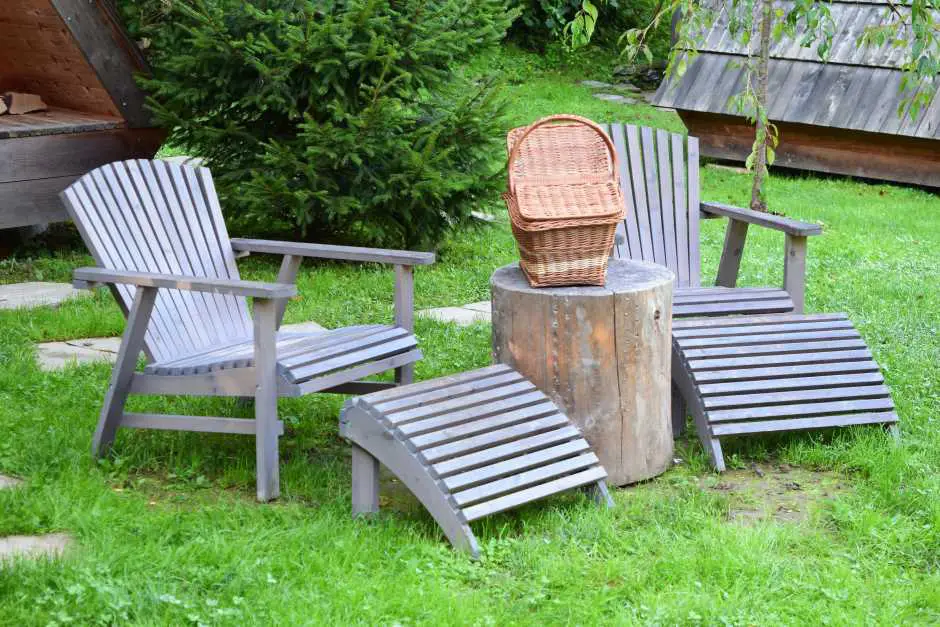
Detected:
left=351, top=444, right=380, bottom=516
left=587, top=480, right=614, bottom=508
left=671, top=384, right=687, bottom=438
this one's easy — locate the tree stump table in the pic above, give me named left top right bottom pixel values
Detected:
left=491, top=260, right=675, bottom=485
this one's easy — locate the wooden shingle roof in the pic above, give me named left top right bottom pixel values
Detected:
left=654, top=1, right=940, bottom=139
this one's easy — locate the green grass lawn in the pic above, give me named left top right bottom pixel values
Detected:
left=1, top=45, right=939, bottom=624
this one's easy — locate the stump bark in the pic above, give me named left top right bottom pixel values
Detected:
left=491, top=260, right=675, bottom=485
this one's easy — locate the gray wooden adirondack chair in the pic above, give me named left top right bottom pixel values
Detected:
left=61, top=159, right=434, bottom=501
left=605, top=124, right=898, bottom=469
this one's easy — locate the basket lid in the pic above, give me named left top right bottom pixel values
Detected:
left=507, top=115, right=622, bottom=222
left=513, top=181, right=624, bottom=222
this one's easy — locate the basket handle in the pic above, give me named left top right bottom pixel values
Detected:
left=507, top=114, right=620, bottom=195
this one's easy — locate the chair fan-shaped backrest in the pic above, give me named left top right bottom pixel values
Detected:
left=604, top=124, right=702, bottom=288
left=61, top=160, right=252, bottom=364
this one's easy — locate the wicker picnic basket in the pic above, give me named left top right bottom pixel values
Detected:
left=505, top=115, right=625, bottom=287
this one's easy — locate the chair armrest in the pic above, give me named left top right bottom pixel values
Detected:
left=72, top=267, right=297, bottom=299
left=701, top=202, right=822, bottom=236
left=230, top=238, right=436, bottom=266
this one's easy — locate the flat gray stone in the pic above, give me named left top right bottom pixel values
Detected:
left=593, top=93, right=637, bottom=104
left=580, top=80, right=613, bottom=89
left=417, top=306, right=491, bottom=327
left=36, top=321, right=326, bottom=371
left=36, top=337, right=121, bottom=370
left=0, top=533, right=72, bottom=564
left=462, top=301, right=492, bottom=313
left=281, top=321, right=326, bottom=334
left=709, top=163, right=749, bottom=174
left=0, top=475, right=22, bottom=490
left=0, top=282, right=80, bottom=310
left=612, top=82, right=642, bottom=94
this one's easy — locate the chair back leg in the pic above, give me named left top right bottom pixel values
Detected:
left=254, top=299, right=281, bottom=501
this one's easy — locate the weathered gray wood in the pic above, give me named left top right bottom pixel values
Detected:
left=688, top=348, right=873, bottom=371
left=625, top=125, right=656, bottom=262
left=687, top=136, right=702, bottom=286
left=461, top=467, right=608, bottom=522
left=784, top=234, right=808, bottom=313
left=641, top=126, right=667, bottom=265
left=366, top=365, right=512, bottom=404
left=351, top=444, right=380, bottom=516
left=253, top=298, right=280, bottom=502
left=92, top=286, right=156, bottom=456
left=674, top=317, right=853, bottom=339
left=671, top=384, right=687, bottom=437
left=442, top=439, right=591, bottom=491
left=656, top=129, right=679, bottom=273
left=275, top=255, right=303, bottom=327
left=375, top=370, right=524, bottom=413
left=710, top=398, right=896, bottom=423
left=701, top=202, right=823, bottom=236
left=50, top=0, right=153, bottom=127
left=64, top=159, right=428, bottom=503
left=340, top=400, right=480, bottom=557
left=394, top=265, right=415, bottom=386
left=715, top=219, right=749, bottom=288
left=673, top=312, right=846, bottom=330
left=407, top=400, right=557, bottom=447
left=697, top=372, right=885, bottom=395
left=679, top=328, right=859, bottom=348
left=671, top=133, right=691, bottom=286
left=387, top=380, right=537, bottom=425
left=73, top=267, right=296, bottom=299
left=683, top=338, right=867, bottom=359
left=693, top=360, right=881, bottom=383
left=673, top=297, right=794, bottom=318
left=296, top=350, right=423, bottom=395
left=422, top=414, right=570, bottom=464
left=451, top=453, right=600, bottom=507
left=491, top=261, right=675, bottom=486
left=432, top=426, right=583, bottom=477
left=711, top=412, right=898, bottom=436
left=230, top=238, right=435, bottom=265
left=703, top=384, right=891, bottom=409
left=121, top=413, right=283, bottom=435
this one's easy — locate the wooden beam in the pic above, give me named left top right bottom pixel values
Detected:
left=50, top=0, right=154, bottom=127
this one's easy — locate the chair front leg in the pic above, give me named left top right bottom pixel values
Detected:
left=93, top=286, right=157, bottom=456
left=715, top=218, right=749, bottom=288
left=394, top=264, right=415, bottom=385
left=783, top=234, right=808, bottom=313
left=253, top=298, right=281, bottom=501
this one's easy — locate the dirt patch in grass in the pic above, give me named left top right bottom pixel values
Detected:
left=700, top=463, right=851, bottom=525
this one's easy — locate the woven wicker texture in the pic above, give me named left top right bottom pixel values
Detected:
left=507, top=115, right=623, bottom=222
left=504, top=115, right=626, bottom=287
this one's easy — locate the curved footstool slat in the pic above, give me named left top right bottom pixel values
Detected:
left=339, top=365, right=612, bottom=557
left=672, top=313, right=899, bottom=470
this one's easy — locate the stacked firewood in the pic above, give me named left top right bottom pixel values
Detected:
left=0, top=92, right=47, bottom=115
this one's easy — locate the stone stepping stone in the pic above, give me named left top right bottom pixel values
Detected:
left=0, top=475, right=22, bottom=490
left=36, top=321, right=327, bottom=370
left=0, top=533, right=73, bottom=564
left=418, top=301, right=491, bottom=327
left=0, top=282, right=80, bottom=310
left=580, top=80, right=614, bottom=89
left=593, top=93, right=637, bottom=105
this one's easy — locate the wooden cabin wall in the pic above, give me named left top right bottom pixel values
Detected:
left=0, top=0, right=120, bottom=116
left=680, top=111, right=940, bottom=189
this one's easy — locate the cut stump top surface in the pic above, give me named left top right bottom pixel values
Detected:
left=490, top=260, right=674, bottom=297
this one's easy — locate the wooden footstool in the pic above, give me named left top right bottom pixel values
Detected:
left=339, top=365, right=613, bottom=557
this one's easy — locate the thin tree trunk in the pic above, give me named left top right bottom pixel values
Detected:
left=750, top=0, right=773, bottom=212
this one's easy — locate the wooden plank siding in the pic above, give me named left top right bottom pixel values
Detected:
left=653, top=0, right=940, bottom=187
